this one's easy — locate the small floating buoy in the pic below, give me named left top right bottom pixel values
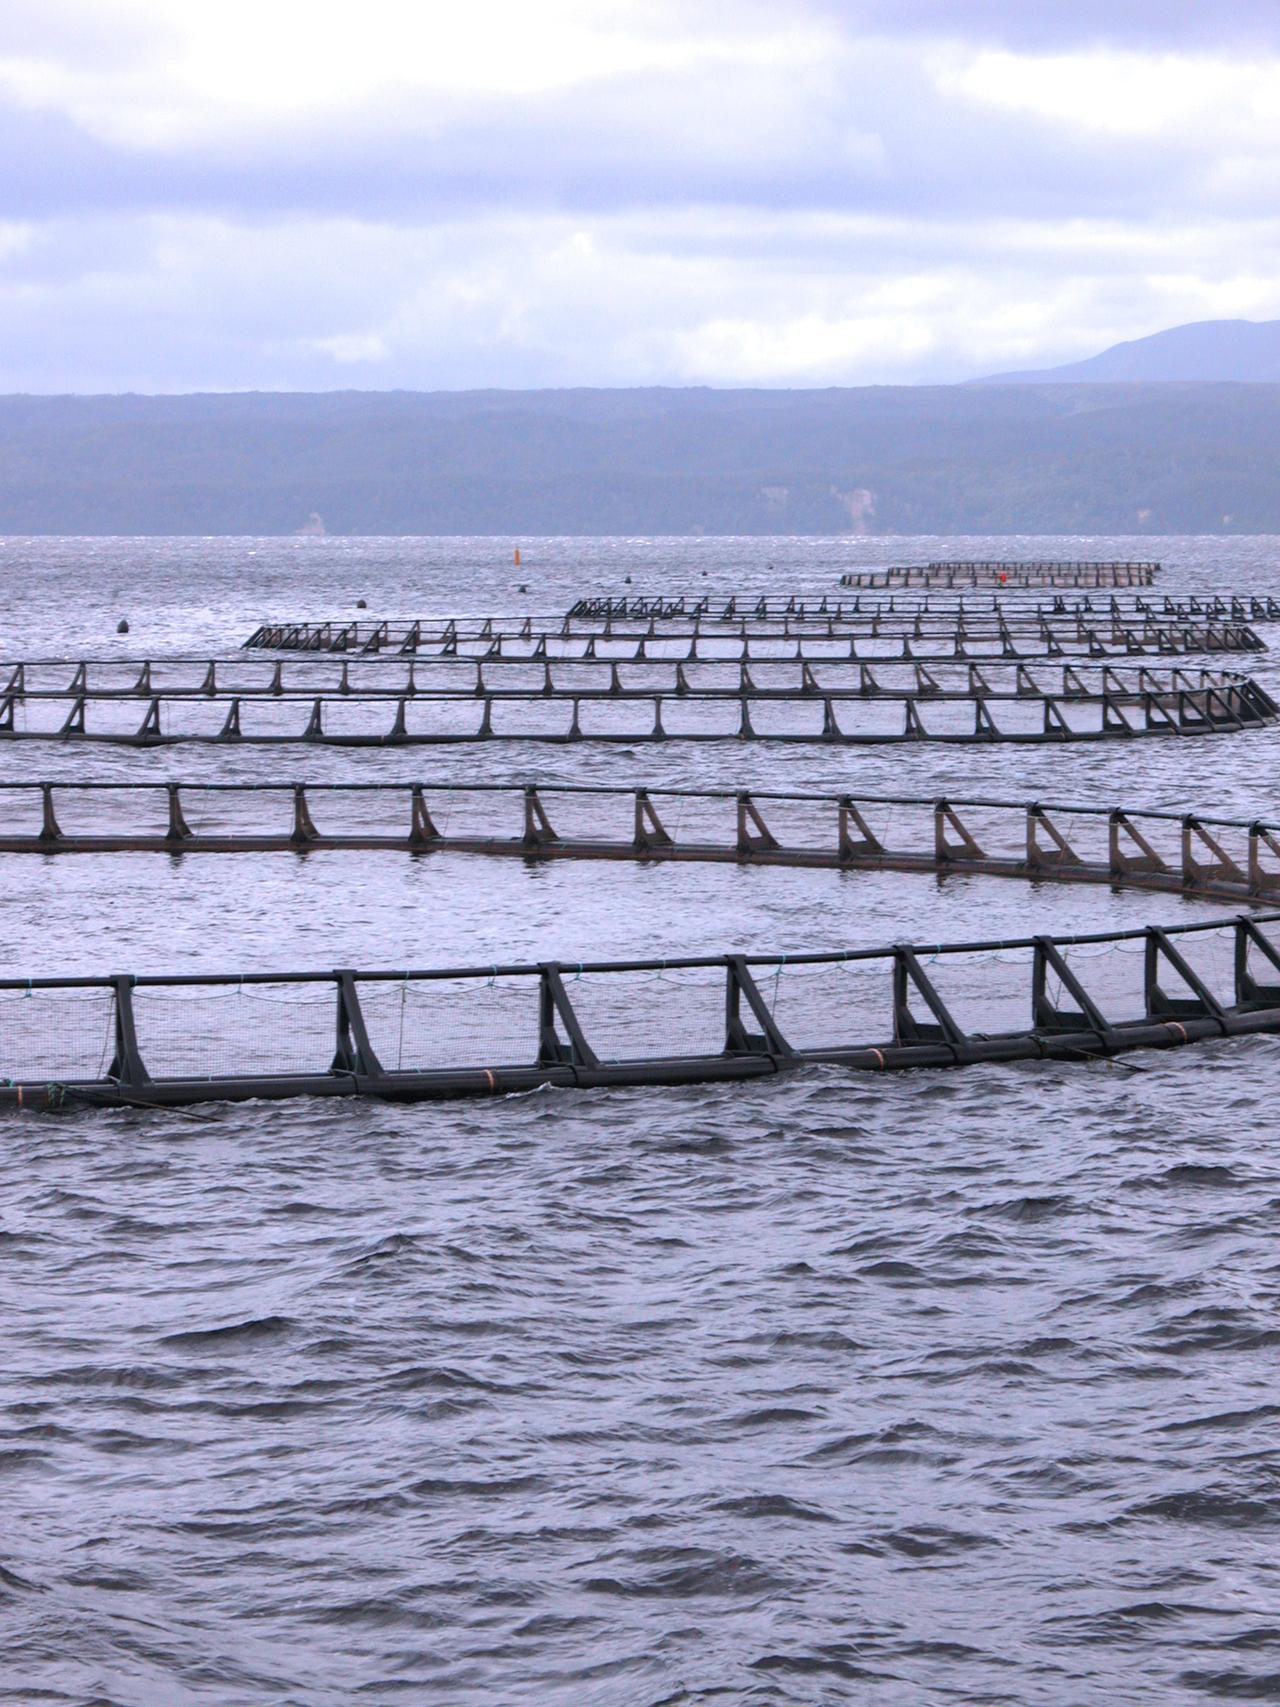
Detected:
left=624, top=575, right=632, bottom=585
left=514, top=547, right=522, bottom=566
left=356, top=598, right=367, bottom=608
left=116, top=618, right=129, bottom=634
left=517, top=583, right=528, bottom=593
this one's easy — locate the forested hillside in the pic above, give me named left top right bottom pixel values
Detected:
left=0, top=383, right=1277, bottom=534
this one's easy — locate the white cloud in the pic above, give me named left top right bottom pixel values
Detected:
left=0, top=3, right=1278, bottom=386
left=0, top=0, right=836, bottom=146
left=934, top=46, right=1280, bottom=141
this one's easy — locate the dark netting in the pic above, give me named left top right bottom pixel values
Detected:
left=131, top=984, right=337, bottom=1079
left=357, top=976, right=537, bottom=1071
left=533, top=791, right=635, bottom=843
left=0, top=987, right=116, bottom=1081
left=174, top=788, right=297, bottom=838
left=562, top=965, right=727, bottom=1062
left=1053, top=938, right=1149, bottom=1025
left=918, top=946, right=1038, bottom=1038
left=1157, top=926, right=1239, bottom=1008
left=758, top=958, right=892, bottom=1052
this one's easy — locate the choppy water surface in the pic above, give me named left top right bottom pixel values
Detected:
left=5, top=535, right=1280, bottom=1705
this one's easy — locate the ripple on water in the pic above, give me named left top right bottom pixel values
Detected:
left=5, top=538, right=1280, bottom=1705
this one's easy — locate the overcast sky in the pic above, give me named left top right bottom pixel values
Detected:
left=2, top=0, right=1278, bottom=391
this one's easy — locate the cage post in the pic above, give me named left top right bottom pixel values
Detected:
left=332, top=972, right=386, bottom=1080
left=38, top=783, right=62, bottom=843
left=108, top=976, right=151, bottom=1088
left=1025, top=804, right=1082, bottom=870
left=165, top=783, right=193, bottom=843
left=1030, top=936, right=1111, bottom=1035
left=934, top=799, right=983, bottom=864
left=523, top=786, right=556, bottom=848
left=409, top=786, right=440, bottom=847
left=633, top=788, right=673, bottom=852
left=291, top=784, right=319, bottom=844
left=724, top=956, right=795, bottom=1058
left=1181, top=814, right=1245, bottom=888
left=891, top=947, right=966, bottom=1050
left=1109, top=809, right=1166, bottom=877
left=537, top=965, right=599, bottom=1068
left=736, top=792, right=778, bottom=854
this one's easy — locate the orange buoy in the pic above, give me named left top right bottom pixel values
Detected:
left=514, top=547, right=521, bottom=566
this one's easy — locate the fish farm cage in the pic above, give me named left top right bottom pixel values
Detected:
left=567, top=593, right=1277, bottom=621
left=0, top=666, right=1270, bottom=745
left=8, top=566, right=1280, bottom=1111
left=8, top=782, right=1280, bottom=903
left=241, top=613, right=1263, bottom=658
left=5, top=907, right=1280, bottom=1112
left=840, top=560, right=1161, bottom=589
left=8, top=778, right=1280, bottom=1109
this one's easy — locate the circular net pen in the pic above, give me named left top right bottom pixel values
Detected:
left=3, top=907, right=1280, bottom=1113
left=242, top=609, right=1265, bottom=657
left=0, top=664, right=1271, bottom=746
left=5, top=783, right=1280, bottom=903
left=840, top=560, right=1160, bottom=589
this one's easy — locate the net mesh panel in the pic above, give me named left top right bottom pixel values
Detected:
left=210, top=662, right=294, bottom=693
left=989, top=699, right=1047, bottom=736
left=831, top=700, right=904, bottom=737
left=535, top=790, right=634, bottom=843
left=920, top=946, right=1036, bottom=1038
left=292, top=788, right=409, bottom=839
left=236, top=700, right=310, bottom=738
left=737, top=662, right=801, bottom=690
left=0, top=987, right=116, bottom=1081
left=1054, top=937, right=1149, bottom=1024
left=495, top=699, right=579, bottom=736
left=1243, top=923, right=1280, bottom=997
left=945, top=803, right=1024, bottom=863
left=562, top=965, right=726, bottom=1062
left=659, top=701, right=741, bottom=737
left=315, top=699, right=402, bottom=739
left=21, top=665, right=82, bottom=693
left=152, top=700, right=228, bottom=738
left=13, top=700, right=59, bottom=736
left=746, top=797, right=840, bottom=850
left=1135, top=816, right=1183, bottom=870
left=0, top=788, right=49, bottom=838
left=415, top=789, right=518, bottom=840
left=132, top=983, right=336, bottom=1079
left=746, top=700, right=829, bottom=738
left=650, top=793, right=737, bottom=848
left=178, top=787, right=295, bottom=838
left=52, top=785, right=170, bottom=839
left=86, top=700, right=151, bottom=737
left=912, top=700, right=983, bottom=737
left=577, top=700, right=662, bottom=738
left=866, top=799, right=935, bottom=860
left=760, top=957, right=891, bottom=1052
left=1158, top=926, right=1239, bottom=1008
left=358, top=975, right=537, bottom=1071
left=339, top=661, right=416, bottom=694
left=404, top=699, right=487, bottom=737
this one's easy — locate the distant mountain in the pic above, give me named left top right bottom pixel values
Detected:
left=974, top=319, right=1280, bottom=384
left=0, top=383, right=1279, bottom=534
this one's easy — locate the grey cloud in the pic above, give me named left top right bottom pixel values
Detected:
left=812, top=0, right=1280, bottom=47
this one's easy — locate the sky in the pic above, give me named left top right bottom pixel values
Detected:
left=1, top=0, right=1279, bottom=392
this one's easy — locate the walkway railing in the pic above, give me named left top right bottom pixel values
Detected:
left=8, top=781, right=1280, bottom=907
left=0, top=670, right=1270, bottom=743
left=841, top=561, right=1160, bottom=589
left=4, top=909, right=1280, bottom=1110
left=242, top=613, right=1265, bottom=656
